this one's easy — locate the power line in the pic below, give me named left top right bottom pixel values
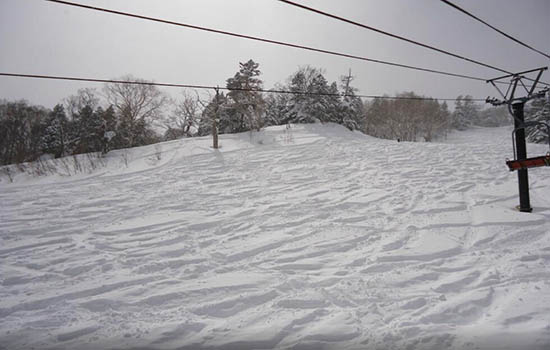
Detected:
left=279, top=0, right=549, bottom=87
left=0, top=72, right=486, bottom=102
left=44, top=0, right=495, bottom=84
left=440, top=0, right=550, bottom=60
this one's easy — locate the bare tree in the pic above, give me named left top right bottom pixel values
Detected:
left=104, top=75, right=168, bottom=147
left=163, top=90, right=201, bottom=140
left=64, top=88, right=100, bottom=120
left=365, top=93, right=451, bottom=142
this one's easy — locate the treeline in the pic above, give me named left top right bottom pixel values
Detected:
left=0, top=76, right=166, bottom=166
left=364, top=93, right=449, bottom=142
left=183, top=61, right=509, bottom=142
left=0, top=59, right=529, bottom=167
left=194, top=64, right=364, bottom=136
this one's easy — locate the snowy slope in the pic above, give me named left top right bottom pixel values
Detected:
left=1, top=124, right=550, bottom=350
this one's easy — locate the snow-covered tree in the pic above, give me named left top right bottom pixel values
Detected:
left=41, top=104, right=68, bottom=158
left=525, top=93, right=550, bottom=144
left=339, top=71, right=364, bottom=131
left=73, top=105, right=104, bottom=154
left=102, top=105, right=116, bottom=133
left=286, top=66, right=340, bottom=124
left=264, top=85, right=292, bottom=127
left=100, top=105, right=116, bottom=154
left=452, top=95, right=478, bottom=131
left=226, top=59, right=265, bottom=132
left=197, top=92, right=231, bottom=136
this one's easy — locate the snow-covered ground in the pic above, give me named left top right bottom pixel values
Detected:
left=1, top=124, right=549, bottom=350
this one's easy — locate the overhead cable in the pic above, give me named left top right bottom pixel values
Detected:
left=440, top=0, right=550, bottom=61
left=44, top=0, right=495, bottom=84
left=0, top=72, right=486, bottom=101
left=279, top=0, right=549, bottom=87
left=279, top=0, right=509, bottom=73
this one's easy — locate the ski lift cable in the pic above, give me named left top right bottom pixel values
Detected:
left=0, top=72, right=487, bottom=102
left=440, top=0, right=550, bottom=61
left=278, top=1, right=512, bottom=74
left=278, top=0, right=549, bottom=87
left=43, top=0, right=512, bottom=86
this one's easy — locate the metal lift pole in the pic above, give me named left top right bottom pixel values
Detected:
left=511, top=102, right=532, bottom=212
left=486, top=66, right=548, bottom=213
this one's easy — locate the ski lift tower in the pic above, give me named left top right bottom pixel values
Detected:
left=486, top=67, right=549, bottom=212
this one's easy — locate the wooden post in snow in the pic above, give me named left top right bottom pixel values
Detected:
left=213, top=86, right=219, bottom=149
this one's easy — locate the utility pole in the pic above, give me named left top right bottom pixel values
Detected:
left=213, top=86, right=219, bottom=149
left=344, top=69, right=352, bottom=96
left=486, top=67, right=548, bottom=212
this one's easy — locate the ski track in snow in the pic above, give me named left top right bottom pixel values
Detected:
left=1, top=124, right=550, bottom=350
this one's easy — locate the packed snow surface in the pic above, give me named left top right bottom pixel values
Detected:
left=1, top=124, right=550, bottom=350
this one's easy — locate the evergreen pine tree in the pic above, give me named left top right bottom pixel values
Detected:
left=41, top=104, right=68, bottom=158
left=339, top=72, right=364, bottom=130
left=100, top=105, right=117, bottom=153
left=102, top=105, right=117, bottom=133
left=325, top=82, right=342, bottom=124
left=197, top=92, right=231, bottom=136
left=226, top=59, right=265, bottom=132
left=452, top=95, right=478, bottom=130
left=286, top=66, right=339, bottom=124
left=287, top=69, right=312, bottom=124
left=74, top=105, right=104, bottom=153
left=264, top=89, right=291, bottom=127
left=307, top=73, right=333, bottom=123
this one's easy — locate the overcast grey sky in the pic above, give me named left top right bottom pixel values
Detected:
left=0, top=0, right=549, bottom=108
